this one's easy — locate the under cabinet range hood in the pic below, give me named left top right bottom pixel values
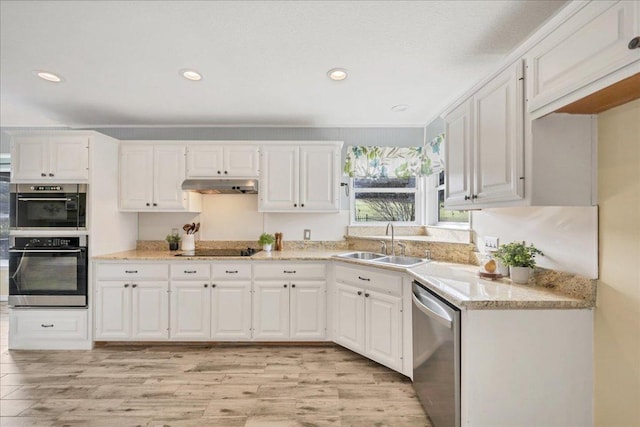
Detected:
left=181, top=179, right=259, bottom=194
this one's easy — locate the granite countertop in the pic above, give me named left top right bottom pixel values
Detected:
left=93, top=249, right=595, bottom=310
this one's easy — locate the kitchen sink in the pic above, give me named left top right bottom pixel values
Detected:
left=372, top=255, right=428, bottom=267
left=336, top=251, right=385, bottom=261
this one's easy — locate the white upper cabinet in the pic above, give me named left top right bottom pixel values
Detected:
left=526, top=1, right=640, bottom=113
left=260, top=142, right=341, bottom=212
left=11, top=133, right=89, bottom=182
left=120, top=143, right=201, bottom=212
left=186, top=143, right=259, bottom=178
left=444, top=61, right=524, bottom=209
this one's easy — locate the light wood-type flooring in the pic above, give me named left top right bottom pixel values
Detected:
left=0, top=303, right=430, bottom=426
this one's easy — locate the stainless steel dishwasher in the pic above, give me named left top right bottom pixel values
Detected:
left=412, top=280, right=461, bottom=427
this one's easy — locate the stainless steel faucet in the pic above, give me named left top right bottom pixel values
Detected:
left=386, top=222, right=395, bottom=256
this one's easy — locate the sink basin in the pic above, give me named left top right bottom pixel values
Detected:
left=336, top=251, right=385, bottom=261
left=372, top=255, right=428, bottom=267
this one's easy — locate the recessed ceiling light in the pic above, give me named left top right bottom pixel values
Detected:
left=34, top=71, right=63, bottom=83
left=391, top=104, right=409, bottom=112
left=327, top=68, right=348, bottom=81
left=180, top=69, right=202, bottom=81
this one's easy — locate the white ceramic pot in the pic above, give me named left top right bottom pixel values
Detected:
left=262, top=243, right=273, bottom=252
left=510, top=266, right=532, bottom=284
left=181, top=234, right=195, bottom=251
left=496, top=260, right=510, bottom=277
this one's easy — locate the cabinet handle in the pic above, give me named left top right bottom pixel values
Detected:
left=358, top=276, right=370, bottom=282
left=132, top=284, right=137, bottom=288
left=629, top=36, right=640, bottom=50
left=204, top=284, right=208, bottom=288
left=184, top=270, right=197, bottom=274
left=124, top=284, right=129, bottom=288
left=283, top=270, right=296, bottom=274
left=357, top=291, right=362, bottom=296
left=365, top=293, right=370, bottom=298
left=41, top=324, right=54, bottom=328
left=225, top=270, right=238, bottom=274
left=49, top=173, right=54, bottom=177
left=283, top=284, right=288, bottom=288
left=41, top=173, right=47, bottom=177
left=125, top=270, right=138, bottom=274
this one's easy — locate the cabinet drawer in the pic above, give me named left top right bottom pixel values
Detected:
left=253, top=263, right=326, bottom=280
left=10, top=309, right=88, bottom=340
left=211, top=264, right=251, bottom=280
left=334, top=264, right=402, bottom=296
left=170, top=264, right=211, bottom=279
left=96, top=263, right=168, bottom=280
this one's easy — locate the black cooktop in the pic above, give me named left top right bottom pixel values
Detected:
left=175, top=248, right=260, bottom=257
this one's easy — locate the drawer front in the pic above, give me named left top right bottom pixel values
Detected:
left=211, top=264, right=252, bottom=280
left=171, top=264, right=211, bottom=280
left=11, top=309, right=88, bottom=340
left=253, top=263, right=326, bottom=280
left=334, top=264, right=402, bottom=296
left=96, top=263, right=168, bottom=280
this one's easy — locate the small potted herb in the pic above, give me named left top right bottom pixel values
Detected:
left=165, top=232, right=181, bottom=251
left=258, top=232, right=276, bottom=252
left=493, top=241, right=544, bottom=284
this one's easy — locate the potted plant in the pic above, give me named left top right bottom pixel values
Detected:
left=165, top=232, right=181, bottom=251
left=493, top=241, right=544, bottom=284
left=258, top=232, right=275, bottom=252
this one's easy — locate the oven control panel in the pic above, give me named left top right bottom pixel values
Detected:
left=12, top=236, right=86, bottom=248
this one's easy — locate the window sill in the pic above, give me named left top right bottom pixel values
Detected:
left=346, top=225, right=472, bottom=244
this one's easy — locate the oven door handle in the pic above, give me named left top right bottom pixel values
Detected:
left=17, top=197, right=74, bottom=202
left=10, top=249, right=84, bottom=253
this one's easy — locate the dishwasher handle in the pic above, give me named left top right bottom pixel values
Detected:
left=412, top=291, right=453, bottom=329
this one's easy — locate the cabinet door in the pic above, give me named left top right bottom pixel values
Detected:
left=95, top=281, right=131, bottom=340
left=527, top=1, right=640, bottom=111
left=170, top=281, right=211, bottom=340
left=224, top=145, right=259, bottom=177
left=211, top=281, right=252, bottom=340
left=365, top=290, right=402, bottom=372
left=290, top=281, right=326, bottom=340
left=48, top=135, right=89, bottom=181
left=153, top=145, right=187, bottom=209
left=186, top=144, right=224, bottom=178
left=444, top=98, right=473, bottom=208
left=131, top=281, right=169, bottom=340
left=334, top=283, right=365, bottom=354
left=120, top=145, right=154, bottom=210
left=259, top=146, right=298, bottom=211
left=299, top=146, right=340, bottom=212
left=10, top=136, right=48, bottom=181
left=473, top=61, right=524, bottom=204
left=252, top=281, right=290, bottom=339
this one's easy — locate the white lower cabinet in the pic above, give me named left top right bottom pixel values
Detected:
left=9, top=309, right=90, bottom=350
left=170, top=281, right=211, bottom=340
left=253, top=263, right=327, bottom=340
left=334, top=263, right=403, bottom=372
left=211, top=281, right=252, bottom=339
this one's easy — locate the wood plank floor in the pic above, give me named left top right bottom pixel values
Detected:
left=0, top=303, right=430, bottom=426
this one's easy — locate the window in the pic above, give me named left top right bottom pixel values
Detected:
left=436, top=171, right=469, bottom=224
left=351, top=176, right=421, bottom=224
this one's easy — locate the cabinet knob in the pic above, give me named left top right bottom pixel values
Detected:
left=41, top=173, right=47, bottom=177
left=357, top=291, right=363, bottom=296
left=224, top=171, right=228, bottom=174
left=124, top=284, right=129, bottom=288
left=301, top=204, right=304, bottom=207
left=294, top=203, right=297, bottom=207
left=132, top=284, right=137, bottom=288
left=291, top=284, right=296, bottom=288
left=217, top=171, right=221, bottom=174
left=153, top=203, right=158, bottom=206
left=364, top=293, right=370, bottom=298
left=146, top=203, right=150, bottom=206
left=49, top=173, right=54, bottom=177
left=629, top=36, right=640, bottom=50
left=204, top=284, right=208, bottom=288
left=464, top=195, right=470, bottom=201
left=284, top=284, right=288, bottom=288
left=211, top=284, right=216, bottom=288
left=472, top=194, right=478, bottom=199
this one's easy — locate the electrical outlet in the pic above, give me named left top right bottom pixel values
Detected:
left=485, top=236, right=499, bottom=251
left=304, top=229, right=311, bottom=240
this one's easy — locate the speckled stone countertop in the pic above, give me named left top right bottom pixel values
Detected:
left=93, top=249, right=596, bottom=310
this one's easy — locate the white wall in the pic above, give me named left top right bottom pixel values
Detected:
left=138, top=194, right=349, bottom=241
left=472, top=206, right=598, bottom=278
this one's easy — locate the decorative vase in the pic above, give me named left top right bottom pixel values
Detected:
left=262, top=243, right=273, bottom=252
left=169, top=242, right=179, bottom=251
left=510, top=266, right=532, bottom=284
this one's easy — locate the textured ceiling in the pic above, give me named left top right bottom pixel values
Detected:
left=0, top=0, right=568, bottom=127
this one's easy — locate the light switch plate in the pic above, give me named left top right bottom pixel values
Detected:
left=485, top=236, right=499, bottom=251
left=304, top=229, right=311, bottom=240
